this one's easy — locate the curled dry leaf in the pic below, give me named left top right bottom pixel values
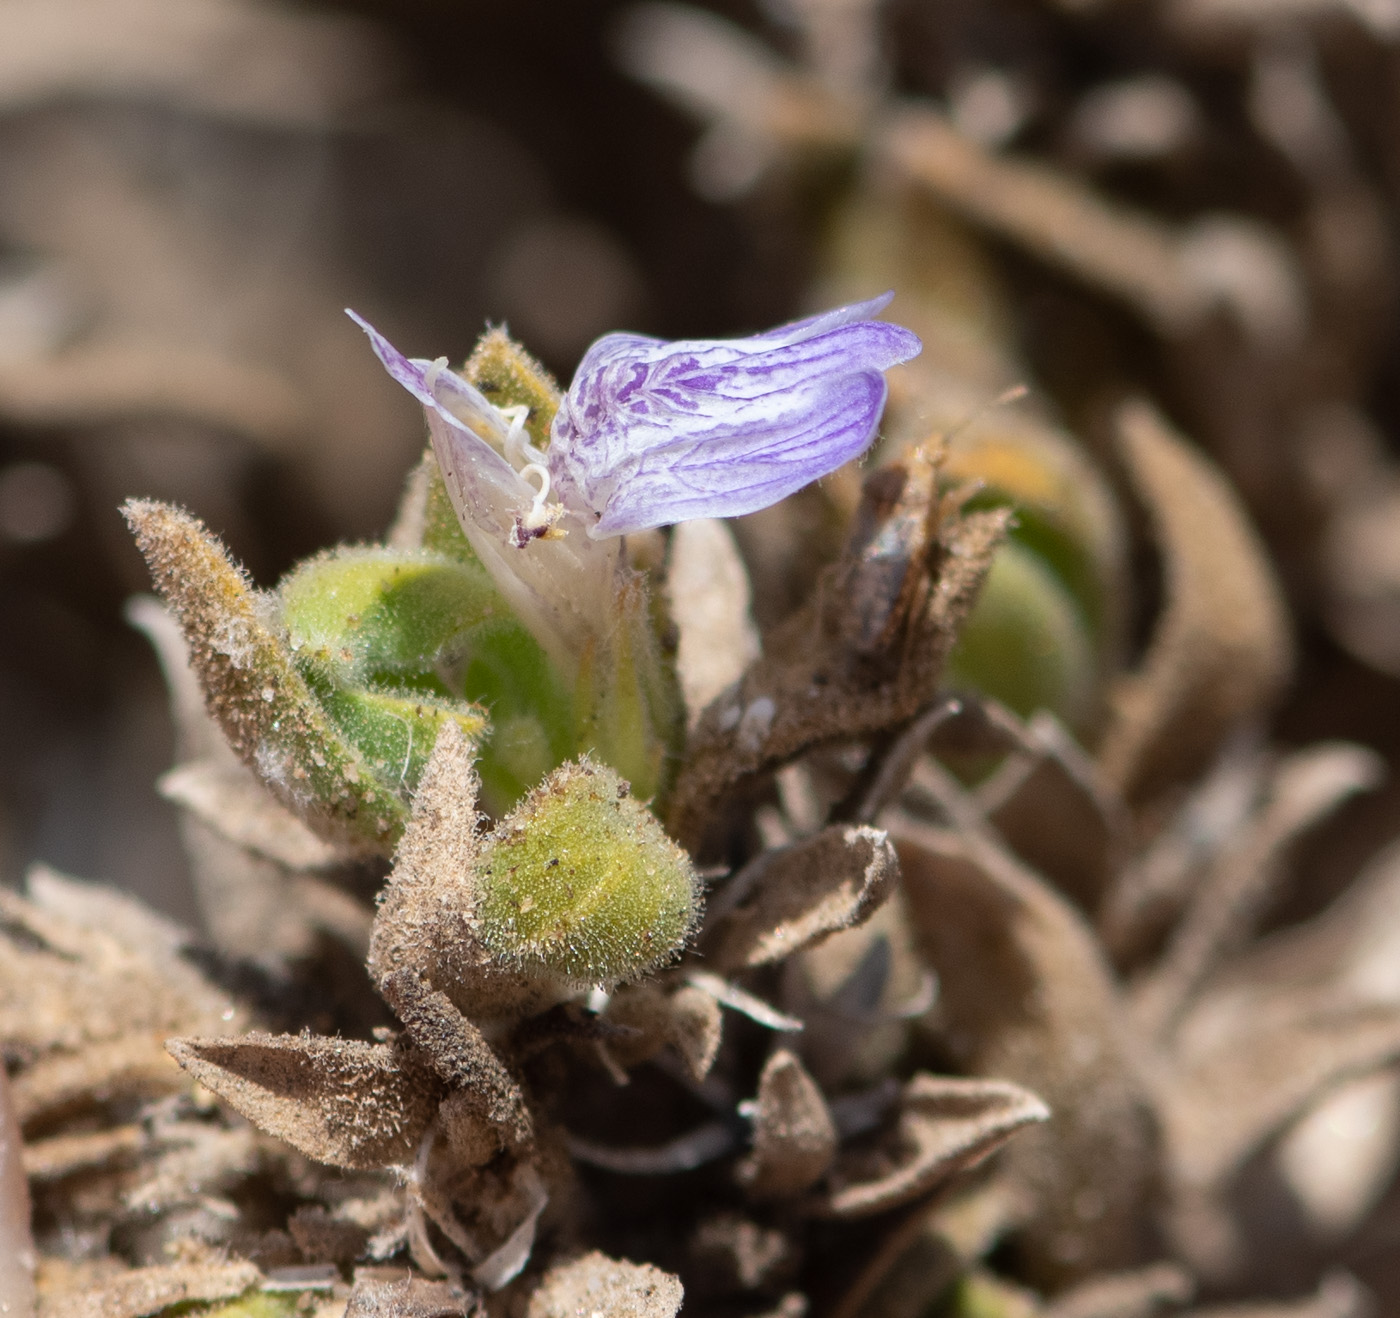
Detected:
left=737, top=1048, right=838, bottom=1200
left=815, top=1074, right=1049, bottom=1218
left=1181, top=1273, right=1367, bottom=1318
left=38, top=1260, right=261, bottom=1318
left=666, top=517, right=763, bottom=726
left=603, top=983, right=723, bottom=1081
left=123, top=500, right=408, bottom=852
left=706, top=824, right=900, bottom=973
left=1097, top=402, right=1293, bottom=804
left=830, top=1176, right=1031, bottom=1318
left=896, top=824, right=1158, bottom=1282
left=670, top=445, right=1009, bottom=853
left=165, top=1033, right=443, bottom=1170
left=975, top=710, right=1128, bottom=916
left=1132, top=742, right=1382, bottom=1040
left=525, top=1251, right=684, bottom=1318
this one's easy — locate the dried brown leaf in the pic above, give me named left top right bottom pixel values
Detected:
left=829, top=1176, right=1030, bottom=1318
left=1097, top=402, right=1293, bottom=803
left=38, top=1260, right=261, bottom=1318
left=670, top=448, right=1008, bottom=853
left=816, top=1074, right=1048, bottom=1218
left=603, top=983, right=723, bottom=1081
left=878, top=108, right=1305, bottom=346
left=1133, top=743, right=1382, bottom=1039
left=159, top=758, right=347, bottom=873
left=345, top=1274, right=473, bottom=1317
left=667, top=517, right=762, bottom=726
left=0, top=870, right=240, bottom=1062
left=166, top=1033, right=442, bottom=1170
left=11, top=1034, right=185, bottom=1129
left=1042, top=1265, right=1195, bottom=1318
left=526, top=1251, right=684, bottom=1318
left=896, top=824, right=1159, bottom=1281
left=707, top=825, right=899, bottom=973
left=976, top=711, right=1128, bottom=916
left=737, top=1049, right=838, bottom=1200
left=22, top=1125, right=145, bottom=1183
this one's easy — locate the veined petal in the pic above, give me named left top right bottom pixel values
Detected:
left=550, top=296, right=920, bottom=535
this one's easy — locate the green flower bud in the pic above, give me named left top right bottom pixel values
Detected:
left=476, top=758, right=700, bottom=989
left=464, top=326, right=562, bottom=452
left=944, top=539, right=1097, bottom=729
left=279, top=547, right=499, bottom=686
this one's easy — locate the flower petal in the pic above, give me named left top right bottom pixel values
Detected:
left=550, top=299, right=920, bottom=535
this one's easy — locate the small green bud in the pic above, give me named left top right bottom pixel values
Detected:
left=476, top=758, right=700, bottom=988
left=944, top=539, right=1097, bottom=729
left=279, top=547, right=499, bottom=686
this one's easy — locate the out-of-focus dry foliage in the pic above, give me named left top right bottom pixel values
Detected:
left=14, top=0, right=1400, bottom=1316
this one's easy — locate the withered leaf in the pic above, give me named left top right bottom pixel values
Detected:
left=0, top=1063, right=34, bottom=1318
left=896, top=823, right=1159, bottom=1282
left=1133, top=742, right=1382, bottom=1039
left=669, top=449, right=1009, bottom=854
left=667, top=517, right=762, bottom=727
left=1042, top=1265, right=1195, bottom=1318
left=526, top=1251, right=684, bottom=1318
left=737, top=1049, right=838, bottom=1200
left=11, top=1034, right=185, bottom=1129
left=816, top=1074, right=1048, bottom=1218
left=0, top=870, right=240, bottom=1062
left=166, top=1032, right=442, bottom=1170
left=1181, top=1273, right=1365, bottom=1318
left=38, top=1260, right=261, bottom=1318
left=345, top=1274, right=474, bottom=1317
left=1096, top=401, right=1293, bottom=804
left=377, top=970, right=532, bottom=1151
left=604, top=983, right=723, bottom=1081
left=22, top=1124, right=145, bottom=1183
left=976, top=710, right=1128, bottom=916
left=707, top=825, right=900, bottom=973
left=158, top=757, right=348, bottom=873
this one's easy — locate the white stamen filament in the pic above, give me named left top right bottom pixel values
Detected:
left=423, top=355, right=449, bottom=394
left=500, top=405, right=532, bottom=467
left=520, top=462, right=554, bottom=529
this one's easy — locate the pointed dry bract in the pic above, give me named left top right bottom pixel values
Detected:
left=737, top=1049, right=838, bottom=1200
left=166, top=1033, right=442, bottom=1170
left=123, top=499, right=407, bottom=852
left=707, top=824, right=899, bottom=973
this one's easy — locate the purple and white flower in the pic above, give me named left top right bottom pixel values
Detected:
left=549, top=293, right=920, bottom=536
left=350, top=296, right=918, bottom=669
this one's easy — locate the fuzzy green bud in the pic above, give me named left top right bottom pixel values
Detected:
left=944, top=539, right=1096, bottom=729
left=476, top=758, right=699, bottom=988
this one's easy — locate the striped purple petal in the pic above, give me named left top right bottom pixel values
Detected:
left=548, top=295, right=920, bottom=536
